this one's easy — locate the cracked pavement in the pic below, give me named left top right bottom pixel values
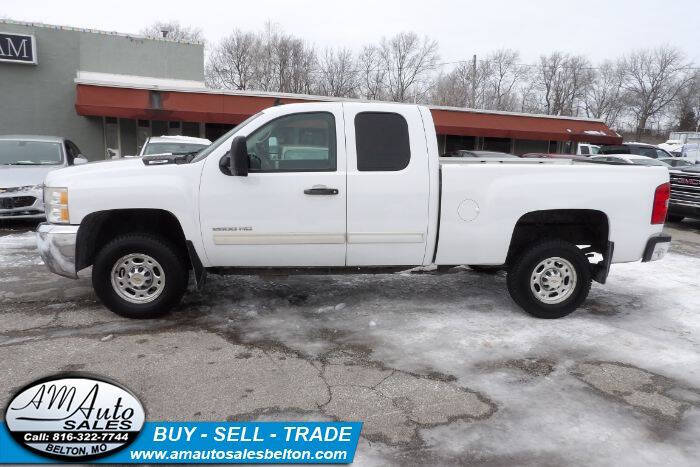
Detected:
left=1, top=219, right=700, bottom=465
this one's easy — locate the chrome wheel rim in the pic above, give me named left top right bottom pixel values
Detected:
left=110, top=253, right=165, bottom=304
left=530, top=256, right=577, bottom=304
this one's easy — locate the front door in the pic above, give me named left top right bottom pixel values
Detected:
left=198, top=104, right=347, bottom=267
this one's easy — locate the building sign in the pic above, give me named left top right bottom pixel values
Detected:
left=0, top=32, right=37, bottom=65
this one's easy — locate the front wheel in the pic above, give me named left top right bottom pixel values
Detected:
left=507, top=240, right=591, bottom=319
left=92, top=234, right=188, bottom=319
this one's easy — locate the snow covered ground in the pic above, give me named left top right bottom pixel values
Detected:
left=0, top=221, right=699, bottom=466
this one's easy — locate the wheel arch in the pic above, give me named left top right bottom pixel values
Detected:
left=506, top=209, right=612, bottom=282
left=76, top=209, right=191, bottom=272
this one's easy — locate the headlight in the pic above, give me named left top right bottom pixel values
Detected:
left=44, top=187, right=70, bottom=224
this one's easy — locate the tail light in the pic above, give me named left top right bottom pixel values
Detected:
left=651, top=182, right=670, bottom=224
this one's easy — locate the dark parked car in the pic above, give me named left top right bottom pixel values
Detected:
left=520, top=153, right=586, bottom=160
left=668, top=166, right=700, bottom=222
left=444, top=150, right=517, bottom=158
left=599, top=142, right=674, bottom=159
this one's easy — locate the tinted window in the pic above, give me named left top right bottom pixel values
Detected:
left=634, top=147, right=657, bottom=158
left=355, top=112, right=410, bottom=171
left=580, top=146, right=589, bottom=155
left=246, top=112, right=336, bottom=172
left=600, top=145, right=630, bottom=155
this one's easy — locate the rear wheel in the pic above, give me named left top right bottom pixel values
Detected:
left=507, top=240, right=591, bottom=319
left=666, top=215, right=684, bottom=223
left=92, top=234, right=188, bottom=319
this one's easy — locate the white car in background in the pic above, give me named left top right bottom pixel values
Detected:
left=576, top=143, right=600, bottom=156
left=138, top=135, right=211, bottom=157
left=0, top=135, right=87, bottom=220
left=590, top=154, right=671, bottom=167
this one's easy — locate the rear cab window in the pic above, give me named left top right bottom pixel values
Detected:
left=354, top=112, right=410, bottom=171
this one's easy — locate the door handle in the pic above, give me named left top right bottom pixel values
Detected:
left=304, top=187, right=339, bottom=195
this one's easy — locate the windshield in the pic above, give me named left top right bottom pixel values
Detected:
left=0, top=140, right=63, bottom=165
left=192, top=112, right=263, bottom=163
left=143, top=142, right=208, bottom=155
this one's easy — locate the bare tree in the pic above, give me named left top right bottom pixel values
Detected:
left=205, top=30, right=259, bottom=90
left=379, top=32, right=439, bottom=102
left=140, top=21, right=203, bottom=42
left=483, top=49, right=528, bottom=111
left=583, top=59, right=626, bottom=128
left=533, top=52, right=594, bottom=116
left=316, top=48, right=358, bottom=97
left=357, top=45, right=387, bottom=100
left=621, top=45, right=694, bottom=138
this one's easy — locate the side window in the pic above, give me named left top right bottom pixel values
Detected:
left=245, top=112, right=336, bottom=172
left=580, top=145, right=589, bottom=155
left=656, top=149, right=668, bottom=159
left=637, top=147, right=657, bottom=158
left=355, top=112, right=410, bottom=171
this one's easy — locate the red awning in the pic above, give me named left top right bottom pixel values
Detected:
left=75, top=84, right=622, bottom=144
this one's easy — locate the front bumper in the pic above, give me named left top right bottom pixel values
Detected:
left=0, top=188, right=45, bottom=220
left=641, top=235, right=672, bottom=262
left=668, top=202, right=700, bottom=220
left=36, top=222, right=79, bottom=279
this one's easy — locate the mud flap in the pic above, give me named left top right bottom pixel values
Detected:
left=186, top=241, right=207, bottom=290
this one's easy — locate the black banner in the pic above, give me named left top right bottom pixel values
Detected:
left=0, top=32, right=37, bottom=64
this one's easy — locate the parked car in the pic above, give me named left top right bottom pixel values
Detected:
left=37, top=102, right=671, bottom=320
left=658, top=157, right=693, bottom=168
left=0, top=135, right=87, bottom=220
left=138, top=135, right=211, bottom=157
left=445, top=150, right=517, bottom=158
left=667, top=166, right=700, bottom=222
left=576, top=143, right=600, bottom=156
left=590, top=154, right=671, bottom=167
left=599, top=142, right=674, bottom=159
left=520, top=153, right=586, bottom=160
left=681, top=143, right=700, bottom=164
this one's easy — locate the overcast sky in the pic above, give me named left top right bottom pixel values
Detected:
left=2, top=0, right=699, bottom=67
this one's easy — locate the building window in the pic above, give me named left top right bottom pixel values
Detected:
left=482, top=137, right=512, bottom=153
left=444, top=135, right=476, bottom=155
left=103, top=117, right=120, bottom=159
left=355, top=112, right=410, bottom=171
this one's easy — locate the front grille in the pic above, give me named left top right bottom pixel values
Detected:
left=0, top=196, right=36, bottom=209
left=670, top=173, right=700, bottom=208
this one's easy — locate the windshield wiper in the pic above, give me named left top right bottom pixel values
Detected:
left=5, top=161, right=42, bottom=165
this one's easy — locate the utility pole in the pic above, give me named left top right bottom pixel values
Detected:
left=471, top=54, right=477, bottom=109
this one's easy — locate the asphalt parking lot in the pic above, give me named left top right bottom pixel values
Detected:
left=1, top=219, right=699, bottom=466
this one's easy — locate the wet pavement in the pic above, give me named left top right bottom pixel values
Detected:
left=1, top=218, right=699, bottom=465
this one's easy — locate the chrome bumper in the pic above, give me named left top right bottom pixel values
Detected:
left=36, top=222, right=79, bottom=279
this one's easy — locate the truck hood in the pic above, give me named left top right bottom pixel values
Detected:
left=0, top=164, right=61, bottom=189
left=44, top=158, right=147, bottom=188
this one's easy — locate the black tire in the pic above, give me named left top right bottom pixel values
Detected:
left=468, top=265, right=503, bottom=274
left=506, top=240, right=591, bottom=319
left=666, top=215, right=684, bottom=223
left=92, top=234, right=188, bottom=319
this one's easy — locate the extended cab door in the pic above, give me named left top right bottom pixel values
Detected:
left=343, top=103, right=432, bottom=266
left=198, top=104, right=347, bottom=267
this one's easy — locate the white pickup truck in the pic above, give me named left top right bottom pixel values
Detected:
left=37, top=102, right=671, bottom=319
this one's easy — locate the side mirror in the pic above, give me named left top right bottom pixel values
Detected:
left=230, top=136, right=249, bottom=176
left=73, top=156, right=88, bottom=165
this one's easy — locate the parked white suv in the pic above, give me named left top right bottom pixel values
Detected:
left=37, top=102, right=671, bottom=320
left=0, top=135, right=87, bottom=220
left=138, top=135, right=211, bottom=157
